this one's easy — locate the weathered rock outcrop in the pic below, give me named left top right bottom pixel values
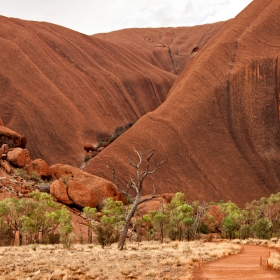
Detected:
left=0, top=15, right=223, bottom=165
left=86, top=0, right=280, bottom=206
left=6, top=148, right=31, bottom=168
left=0, top=125, right=26, bottom=149
left=138, top=195, right=172, bottom=215
left=1, top=0, right=279, bottom=207
left=26, top=159, right=53, bottom=179
left=50, top=163, right=124, bottom=204
left=50, top=180, right=73, bottom=205
left=0, top=160, right=13, bottom=174
left=67, top=179, right=99, bottom=208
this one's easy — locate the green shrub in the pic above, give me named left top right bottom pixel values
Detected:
left=95, top=223, right=119, bottom=248
left=61, top=176, right=68, bottom=185
left=239, top=224, right=250, bottom=239
left=250, top=218, right=272, bottom=239
left=84, top=155, right=91, bottom=162
left=59, top=206, right=75, bottom=249
left=30, top=171, right=41, bottom=182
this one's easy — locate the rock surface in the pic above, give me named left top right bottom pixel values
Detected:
left=86, top=0, right=280, bottom=206
left=0, top=126, right=26, bottom=149
left=67, top=179, right=99, bottom=208
left=26, top=158, right=53, bottom=179
left=1, top=0, right=279, bottom=207
left=0, top=15, right=223, bottom=165
left=50, top=163, right=124, bottom=204
left=50, top=179, right=73, bottom=205
left=0, top=160, right=13, bottom=174
left=138, top=196, right=169, bottom=215
left=6, top=148, right=31, bottom=168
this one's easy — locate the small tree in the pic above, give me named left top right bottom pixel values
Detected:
left=0, top=198, right=35, bottom=245
left=22, top=190, right=61, bottom=243
left=95, top=223, right=119, bottom=249
left=222, top=216, right=239, bottom=240
left=239, top=224, right=250, bottom=239
left=142, top=211, right=156, bottom=241
left=167, top=193, right=193, bottom=241
left=83, top=206, right=97, bottom=243
left=153, top=209, right=169, bottom=243
left=101, top=198, right=125, bottom=232
left=250, top=218, right=272, bottom=239
left=59, top=206, right=74, bottom=249
left=108, top=148, right=164, bottom=250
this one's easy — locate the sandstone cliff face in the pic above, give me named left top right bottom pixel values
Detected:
left=85, top=0, right=280, bottom=206
left=0, top=16, right=222, bottom=166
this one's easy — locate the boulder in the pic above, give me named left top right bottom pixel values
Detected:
left=85, top=151, right=98, bottom=158
left=0, top=160, right=13, bottom=174
left=0, top=126, right=26, bottom=148
left=206, top=205, right=225, bottom=225
left=6, top=148, right=31, bottom=168
left=67, top=179, right=98, bottom=208
left=0, top=144, right=9, bottom=156
left=2, top=144, right=9, bottom=154
left=162, top=193, right=176, bottom=203
left=26, top=159, right=52, bottom=179
left=50, top=164, right=125, bottom=203
left=138, top=196, right=168, bottom=215
left=0, top=168, right=9, bottom=178
left=84, top=143, right=97, bottom=152
left=50, top=180, right=73, bottom=205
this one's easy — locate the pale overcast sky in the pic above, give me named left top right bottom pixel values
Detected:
left=0, top=0, right=253, bottom=35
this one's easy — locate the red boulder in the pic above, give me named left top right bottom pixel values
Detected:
left=67, top=179, right=99, bottom=208
left=50, top=180, right=73, bottom=205
left=26, top=159, right=53, bottom=179
left=6, top=148, right=31, bottom=168
left=50, top=164, right=125, bottom=204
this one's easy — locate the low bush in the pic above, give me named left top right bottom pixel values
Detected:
left=95, top=223, right=119, bottom=248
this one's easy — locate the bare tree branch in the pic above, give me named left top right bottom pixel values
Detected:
left=106, top=148, right=164, bottom=250
left=106, top=163, right=132, bottom=198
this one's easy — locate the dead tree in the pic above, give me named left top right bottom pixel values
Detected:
left=107, top=147, right=164, bottom=250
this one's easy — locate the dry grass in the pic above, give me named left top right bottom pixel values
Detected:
left=0, top=240, right=240, bottom=280
left=267, top=252, right=280, bottom=269
left=231, top=238, right=280, bottom=270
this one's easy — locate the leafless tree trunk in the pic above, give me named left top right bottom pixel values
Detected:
left=108, top=148, right=164, bottom=250
left=192, top=202, right=207, bottom=240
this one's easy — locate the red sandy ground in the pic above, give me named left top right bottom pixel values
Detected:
left=193, top=245, right=280, bottom=279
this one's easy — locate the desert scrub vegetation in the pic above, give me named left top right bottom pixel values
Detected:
left=267, top=250, right=280, bottom=270
left=80, top=190, right=280, bottom=250
left=0, top=240, right=240, bottom=280
left=0, top=190, right=73, bottom=246
left=97, top=122, right=135, bottom=148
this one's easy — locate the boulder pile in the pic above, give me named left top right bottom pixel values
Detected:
left=0, top=120, right=124, bottom=210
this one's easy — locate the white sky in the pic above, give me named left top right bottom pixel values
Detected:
left=0, top=0, right=253, bottom=35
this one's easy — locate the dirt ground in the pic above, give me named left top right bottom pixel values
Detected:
left=193, top=244, right=280, bottom=279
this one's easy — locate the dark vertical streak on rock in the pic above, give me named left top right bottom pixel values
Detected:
left=275, top=56, right=280, bottom=122
left=167, top=47, right=178, bottom=75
